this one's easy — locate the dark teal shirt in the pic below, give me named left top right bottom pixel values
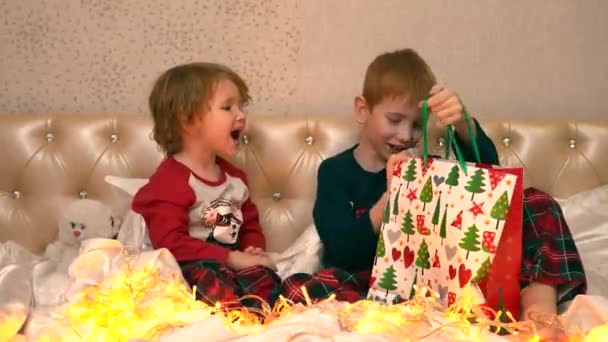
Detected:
left=312, top=120, right=499, bottom=272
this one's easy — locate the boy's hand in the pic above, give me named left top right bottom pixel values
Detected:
left=371, top=152, right=409, bottom=233
left=369, top=192, right=389, bottom=234
left=423, top=85, right=476, bottom=141
left=424, top=85, right=464, bottom=126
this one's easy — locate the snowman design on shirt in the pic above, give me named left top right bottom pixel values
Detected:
left=202, top=199, right=243, bottom=245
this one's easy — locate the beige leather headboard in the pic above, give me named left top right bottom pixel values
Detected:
left=2, top=113, right=607, bottom=255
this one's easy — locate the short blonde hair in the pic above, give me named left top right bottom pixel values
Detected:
left=362, top=49, right=436, bottom=109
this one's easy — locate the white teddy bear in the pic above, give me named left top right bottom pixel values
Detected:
left=33, top=199, right=120, bottom=307
left=43, top=199, right=119, bottom=265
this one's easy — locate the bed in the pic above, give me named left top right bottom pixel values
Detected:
left=1, top=113, right=607, bottom=341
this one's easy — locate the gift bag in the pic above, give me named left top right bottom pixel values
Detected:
left=367, top=101, right=524, bottom=318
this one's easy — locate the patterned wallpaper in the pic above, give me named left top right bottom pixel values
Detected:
left=0, top=0, right=301, bottom=114
left=1, top=0, right=607, bottom=119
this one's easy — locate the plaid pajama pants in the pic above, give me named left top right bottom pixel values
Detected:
left=181, top=261, right=371, bottom=308
left=180, top=260, right=282, bottom=309
left=280, top=268, right=371, bottom=304
left=520, top=188, right=586, bottom=304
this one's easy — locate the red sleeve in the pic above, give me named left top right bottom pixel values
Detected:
left=239, top=197, right=266, bottom=251
left=220, top=159, right=266, bottom=251
left=132, top=158, right=231, bottom=263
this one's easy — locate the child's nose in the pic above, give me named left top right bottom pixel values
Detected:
left=396, top=131, right=413, bottom=144
left=236, top=112, right=246, bottom=123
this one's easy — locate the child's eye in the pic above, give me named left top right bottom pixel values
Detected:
left=413, top=121, right=422, bottom=130
left=388, top=118, right=400, bottom=125
left=221, top=105, right=232, bottom=111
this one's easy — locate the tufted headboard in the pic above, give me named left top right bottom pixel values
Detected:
left=1, top=113, right=607, bottom=255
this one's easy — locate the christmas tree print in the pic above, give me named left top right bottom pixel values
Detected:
left=432, top=249, right=441, bottom=268
left=464, top=168, right=486, bottom=201
left=383, top=198, right=390, bottom=224
left=494, top=289, right=509, bottom=335
left=392, top=185, right=401, bottom=221
left=402, top=159, right=417, bottom=188
left=458, top=224, right=481, bottom=259
left=415, top=239, right=431, bottom=275
left=431, top=191, right=442, bottom=232
left=378, top=265, right=398, bottom=296
left=409, top=270, right=418, bottom=299
left=445, top=165, right=460, bottom=189
left=488, top=169, right=506, bottom=191
left=439, top=204, right=448, bottom=245
left=426, top=280, right=434, bottom=298
left=375, top=234, right=386, bottom=265
left=490, top=190, right=510, bottom=230
left=451, top=210, right=463, bottom=230
left=471, top=257, right=491, bottom=283
left=419, top=177, right=434, bottom=211
left=401, top=209, right=415, bottom=242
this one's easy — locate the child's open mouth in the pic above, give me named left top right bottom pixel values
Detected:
left=387, top=143, right=406, bottom=154
left=231, top=129, right=241, bottom=143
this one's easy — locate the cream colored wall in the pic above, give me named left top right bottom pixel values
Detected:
left=1, top=0, right=607, bottom=119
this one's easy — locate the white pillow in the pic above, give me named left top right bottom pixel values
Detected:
left=268, top=223, right=323, bottom=279
left=104, top=176, right=148, bottom=197
left=556, top=184, right=608, bottom=298
left=104, top=176, right=152, bottom=251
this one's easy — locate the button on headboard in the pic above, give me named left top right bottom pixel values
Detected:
left=1, top=113, right=607, bottom=255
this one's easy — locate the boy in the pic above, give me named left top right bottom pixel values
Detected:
left=310, top=49, right=585, bottom=323
left=283, top=49, right=500, bottom=304
left=132, top=62, right=280, bottom=308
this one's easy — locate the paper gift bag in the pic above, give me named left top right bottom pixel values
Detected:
left=367, top=102, right=524, bottom=317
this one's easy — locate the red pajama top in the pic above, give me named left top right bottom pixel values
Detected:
left=132, top=157, right=265, bottom=263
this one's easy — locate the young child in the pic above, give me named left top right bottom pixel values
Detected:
left=307, top=49, right=586, bottom=322
left=283, top=49, right=500, bottom=303
left=132, top=62, right=280, bottom=308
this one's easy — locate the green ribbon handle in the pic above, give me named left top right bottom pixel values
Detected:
left=421, top=100, right=480, bottom=176
left=422, top=100, right=429, bottom=168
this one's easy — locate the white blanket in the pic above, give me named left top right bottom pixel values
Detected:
left=2, top=239, right=607, bottom=342
left=0, top=241, right=40, bottom=340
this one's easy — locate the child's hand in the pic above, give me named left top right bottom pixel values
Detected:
left=243, top=246, right=277, bottom=271
left=423, top=85, right=466, bottom=127
left=257, top=254, right=278, bottom=272
left=423, top=85, right=477, bottom=141
left=226, top=251, right=277, bottom=272
left=425, top=85, right=464, bottom=126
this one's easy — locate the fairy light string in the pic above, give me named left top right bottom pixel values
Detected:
left=26, top=249, right=604, bottom=342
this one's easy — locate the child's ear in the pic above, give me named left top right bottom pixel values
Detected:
left=354, top=96, right=370, bottom=124
left=178, top=112, right=202, bottom=135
